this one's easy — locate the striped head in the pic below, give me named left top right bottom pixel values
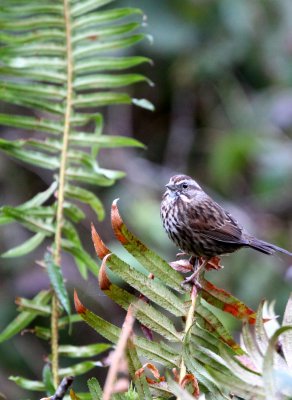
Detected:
left=163, top=175, right=203, bottom=203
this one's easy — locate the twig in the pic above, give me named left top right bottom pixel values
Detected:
left=178, top=285, right=197, bottom=395
left=40, top=376, right=74, bottom=400
left=103, top=306, right=136, bottom=400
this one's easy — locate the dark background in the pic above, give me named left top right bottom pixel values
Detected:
left=0, top=0, right=292, bottom=398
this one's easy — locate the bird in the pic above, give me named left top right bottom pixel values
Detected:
left=160, top=174, right=292, bottom=282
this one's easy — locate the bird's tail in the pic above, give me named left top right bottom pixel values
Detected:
left=247, top=236, right=292, bottom=256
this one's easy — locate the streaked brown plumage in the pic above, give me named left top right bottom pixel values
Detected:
left=161, top=175, right=292, bottom=262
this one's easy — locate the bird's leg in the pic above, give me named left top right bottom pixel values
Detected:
left=182, top=258, right=209, bottom=286
left=189, top=256, right=198, bottom=267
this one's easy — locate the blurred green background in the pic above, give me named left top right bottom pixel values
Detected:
left=1, top=0, right=292, bottom=398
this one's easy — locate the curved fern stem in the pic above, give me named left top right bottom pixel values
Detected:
left=51, top=0, right=74, bottom=387
left=179, top=286, right=197, bottom=389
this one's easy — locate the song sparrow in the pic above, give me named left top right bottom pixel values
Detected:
left=161, top=175, right=292, bottom=281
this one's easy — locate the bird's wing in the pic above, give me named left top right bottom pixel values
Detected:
left=188, top=198, right=246, bottom=244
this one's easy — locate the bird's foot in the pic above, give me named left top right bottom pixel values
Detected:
left=183, top=271, right=200, bottom=284
left=189, top=256, right=198, bottom=267
left=181, top=258, right=209, bottom=290
left=181, top=272, right=202, bottom=291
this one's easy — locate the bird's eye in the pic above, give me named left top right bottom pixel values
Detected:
left=182, top=183, right=188, bottom=189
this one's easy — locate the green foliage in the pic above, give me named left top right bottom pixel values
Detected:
left=0, top=290, right=52, bottom=343
left=0, top=0, right=152, bottom=271
left=76, top=204, right=292, bottom=399
left=45, top=251, right=71, bottom=317
left=87, top=377, right=103, bottom=399
left=1, top=1, right=291, bottom=399
left=0, top=0, right=151, bottom=397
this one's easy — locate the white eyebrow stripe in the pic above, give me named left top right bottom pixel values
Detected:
left=181, top=179, right=201, bottom=189
left=168, top=175, right=202, bottom=190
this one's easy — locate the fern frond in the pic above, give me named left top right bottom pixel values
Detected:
left=0, top=0, right=151, bottom=393
left=0, top=0, right=151, bottom=270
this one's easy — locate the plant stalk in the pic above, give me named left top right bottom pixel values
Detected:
left=178, top=285, right=197, bottom=393
left=102, top=306, right=135, bottom=400
left=51, top=0, right=73, bottom=388
left=51, top=294, right=60, bottom=388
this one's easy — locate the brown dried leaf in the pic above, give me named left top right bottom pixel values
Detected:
left=170, top=259, right=193, bottom=273
left=99, top=254, right=112, bottom=291
left=91, top=223, right=110, bottom=259
left=74, top=290, right=86, bottom=314
left=111, top=199, right=129, bottom=245
left=201, top=277, right=256, bottom=324
left=181, top=373, right=200, bottom=398
left=205, top=256, right=224, bottom=271
left=135, top=362, right=163, bottom=381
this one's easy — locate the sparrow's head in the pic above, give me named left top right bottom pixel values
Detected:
left=164, top=175, right=203, bottom=200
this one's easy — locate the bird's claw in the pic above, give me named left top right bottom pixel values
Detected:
left=180, top=258, right=209, bottom=290
left=181, top=273, right=203, bottom=290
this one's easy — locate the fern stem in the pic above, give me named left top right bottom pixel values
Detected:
left=51, top=0, right=73, bottom=387
left=55, top=0, right=73, bottom=259
left=179, top=285, right=197, bottom=386
left=51, top=295, right=60, bottom=387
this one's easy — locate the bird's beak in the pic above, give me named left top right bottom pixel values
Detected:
left=166, top=183, right=176, bottom=191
